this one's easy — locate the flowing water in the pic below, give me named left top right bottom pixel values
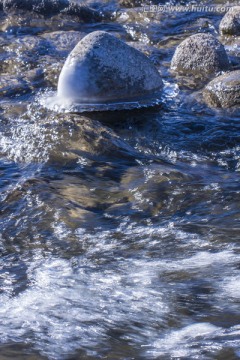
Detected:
left=0, top=0, right=240, bottom=359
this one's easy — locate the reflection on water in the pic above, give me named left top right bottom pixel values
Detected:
left=0, top=0, right=240, bottom=359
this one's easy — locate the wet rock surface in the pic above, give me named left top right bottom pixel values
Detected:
left=1, top=0, right=69, bottom=15
left=0, top=75, right=29, bottom=97
left=43, top=60, right=64, bottom=88
left=1, top=35, right=46, bottom=74
left=220, top=36, right=240, bottom=71
left=0, top=69, right=44, bottom=97
left=0, top=0, right=105, bottom=22
left=0, top=2, right=240, bottom=360
left=61, top=2, right=104, bottom=22
left=41, top=30, right=84, bottom=57
left=46, top=114, right=138, bottom=164
left=53, top=30, right=163, bottom=111
left=171, top=33, right=230, bottom=82
left=203, top=70, right=240, bottom=108
left=219, top=6, right=240, bottom=36
left=118, top=0, right=143, bottom=8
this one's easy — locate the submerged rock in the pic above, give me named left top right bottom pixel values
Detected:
left=62, top=3, right=104, bottom=22
left=43, top=59, right=64, bottom=88
left=0, top=69, right=44, bottom=97
left=41, top=31, right=84, bottom=57
left=118, top=0, right=143, bottom=8
left=2, top=0, right=68, bottom=14
left=203, top=70, right=240, bottom=108
left=171, top=33, right=230, bottom=81
left=1, top=0, right=104, bottom=21
left=2, top=31, right=84, bottom=80
left=219, top=6, right=240, bottom=36
left=49, top=30, right=163, bottom=112
left=2, top=35, right=46, bottom=74
left=50, top=114, right=136, bottom=161
left=0, top=75, right=29, bottom=97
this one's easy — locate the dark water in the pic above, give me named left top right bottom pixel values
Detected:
left=0, top=0, right=240, bottom=359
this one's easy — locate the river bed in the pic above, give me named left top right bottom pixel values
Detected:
left=0, top=0, right=240, bottom=359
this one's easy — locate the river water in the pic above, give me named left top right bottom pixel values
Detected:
left=0, top=0, right=240, bottom=359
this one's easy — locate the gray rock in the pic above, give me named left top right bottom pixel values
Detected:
left=171, top=33, right=230, bottom=81
left=219, top=37, right=240, bottom=71
left=219, top=6, right=240, bottom=36
left=203, top=70, right=240, bottom=108
left=56, top=30, right=163, bottom=109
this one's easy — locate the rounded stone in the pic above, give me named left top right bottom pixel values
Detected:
left=219, top=6, right=240, bottom=36
left=203, top=70, right=240, bottom=108
left=171, top=33, right=230, bottom=80
left=46, top=30, right=163, bottom=112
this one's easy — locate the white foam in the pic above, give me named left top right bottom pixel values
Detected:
left=219, top=275, right=240, bottom=301
left=0, top=256, right=169, bottom=358
left=149, top=323, right=220, bottom=358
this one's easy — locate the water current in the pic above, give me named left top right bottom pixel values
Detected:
left=0, top=0, right=240, bottom=359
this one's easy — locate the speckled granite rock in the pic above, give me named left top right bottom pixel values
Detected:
left=219, top=6, right=240, bottom=36
left=203, top=70, right=240, bottom=108
left=171, top=33, right=230, bottom=80
left=57, top=30, right=163, bottom=104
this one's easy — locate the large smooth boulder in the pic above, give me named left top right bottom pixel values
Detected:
left=219, top=6, right=240, bottom=36
left=57, top=30, right=163, bottom=106
left=171, top=33, right=230, bottom=81
left=203, top=70, right=240, bottom=108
